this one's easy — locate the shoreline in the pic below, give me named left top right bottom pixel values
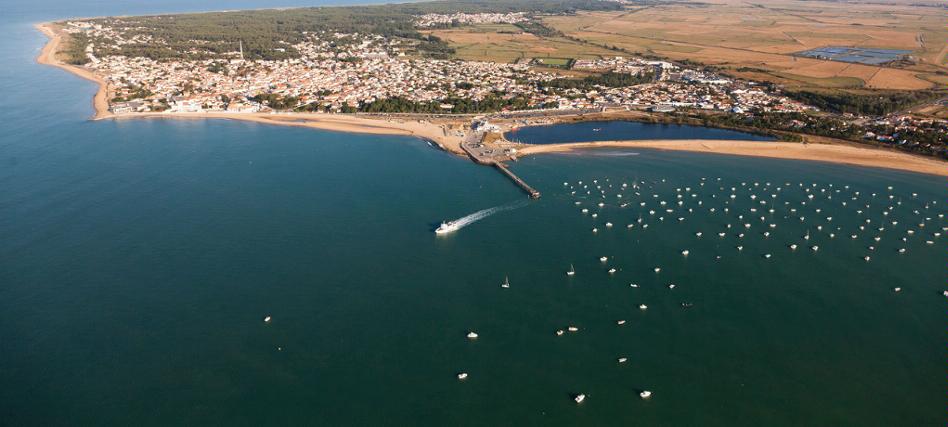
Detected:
left=516, top=140, right=948, bottom=177
left=35, top=22, right=112, bottom=120
left=34, top=21, right=948, bottom=178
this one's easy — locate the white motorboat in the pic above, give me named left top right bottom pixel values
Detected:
left=435, top=221, right=459, bottom=234
left=640, top=391, right=652, bottom=399
left=466, top=331, right=479, bottom=339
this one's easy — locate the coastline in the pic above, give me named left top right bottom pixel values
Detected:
left=34, top=21, right=948, bottom=177
left=35, top=22, right=112, bottom=120
left=110, top=111, right=470, bottom=154
left=516, top=139, right=948, bottom=177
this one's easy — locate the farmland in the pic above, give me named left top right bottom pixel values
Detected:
left=422, top=23, right=617, bottom=64
left=539, top=0, right=947, bottom=92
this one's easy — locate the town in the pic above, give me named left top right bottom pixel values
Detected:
left=58, top=15, right=948, bottom=158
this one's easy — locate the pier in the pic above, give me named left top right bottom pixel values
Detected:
left=494, top=163, right=541, bottom=199
left=458, top=123, right=541, bottom=199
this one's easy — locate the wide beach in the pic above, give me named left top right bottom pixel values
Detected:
left=516, top=139, right=948, bottom=177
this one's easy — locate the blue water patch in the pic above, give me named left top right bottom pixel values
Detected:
left=505, top=120, right=774, bottom=145
left=796, top=46, right=910, bottom=65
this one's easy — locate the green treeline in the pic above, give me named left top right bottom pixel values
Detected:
left=357, top=93, right=547, bottom=114
left=514, top=20, right=562, bottom=37
left=541, top=71, right=655, bottom=90
left=61, top=33, right=91, bottom=65
left=784, top=90, right=945, bottom=116
left=252, top=93, right=300, bottom=110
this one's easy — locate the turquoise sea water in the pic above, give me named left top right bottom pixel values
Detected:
left=1, top=2, right=946, bottom=425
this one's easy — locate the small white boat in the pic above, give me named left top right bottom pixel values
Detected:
left=600, top=256, right=608, bottom=262
left=789, top=244, right=797, bottom=250
left=263, top=316, right=272, bottom=323
left=435, top=221, right=459, bottom=235
left=681, top=250, right=689, bottom=256
left=653, top=267, right=661, bottom=273
left=640, top=390, right=652, bottom=399
left=555, top=329, right=565, bottom=336
left=605, top=222, right=613, bottom=228
left=893, top=287, right=902, bottom=292
left=567, top=264, right=576, bottom=276
left=568, top=326, right=579, bottom=332
left=639, top=304, right=648, bottom=310
left=617, top=357, right=628, bottom=363
left=466, top=331, right=479, bottom=339
left=668, top=284, right=676, bottom=289
left=457, top=372, right=468, bottom=380
left=616, top=320, right=626, bottom=325
left=501, top=276, right=510, bottom=288
left=629, top=283, right=639, bottom=288
left=608, top=268, right=617, bottom=274
left=574, top=394, right=586, bottom=404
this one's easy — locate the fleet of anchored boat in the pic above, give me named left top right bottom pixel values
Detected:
left=447, top=175, right=945, bottom=405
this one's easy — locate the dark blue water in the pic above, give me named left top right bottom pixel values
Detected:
left=506, top=120, right=774, bottom=145
left=2, top=1, right=947, bottom=425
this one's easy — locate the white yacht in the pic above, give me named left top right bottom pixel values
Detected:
left=640, top=390, right=652, bottom=399
left=574, top=394, right=586, bottom=404
left=501, top=276, right=510, bottom=288
left=435, top=221, right=459, bottom=234
left=457, top=372, right=468, bottom=380
left=466, top=331, right=479, bottom=339
left=567, top=264, right=576, bottom=276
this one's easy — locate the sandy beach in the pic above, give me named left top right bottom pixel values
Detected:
left=34, top=22, right=948, bottom=178
left=517, top=140, right=948, bottom=177
left=35, top=23, right=112, bottom=120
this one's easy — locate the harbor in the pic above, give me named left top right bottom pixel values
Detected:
left=458, top=123, right=541, bottom=199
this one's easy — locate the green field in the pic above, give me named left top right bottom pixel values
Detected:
left=535, top=57, right=572, bottom=67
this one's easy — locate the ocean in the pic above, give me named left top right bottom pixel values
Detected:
left=1, top=1, right=945, bottom=425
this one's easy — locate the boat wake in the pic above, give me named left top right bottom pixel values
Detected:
left=436, top=199, right=530, bottom=235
